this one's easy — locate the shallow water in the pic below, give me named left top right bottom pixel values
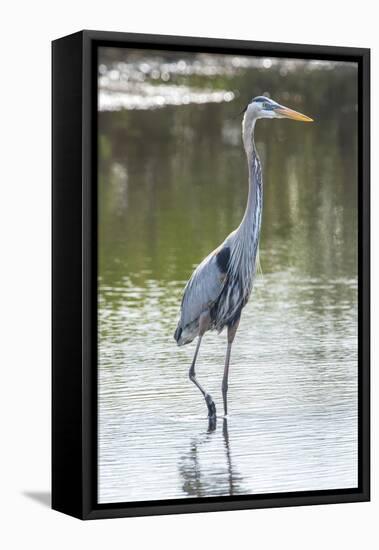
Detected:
left=97, top=50, right=358, bottom=504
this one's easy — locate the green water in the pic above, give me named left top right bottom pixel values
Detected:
left=98, top=51, right=358, bottom=503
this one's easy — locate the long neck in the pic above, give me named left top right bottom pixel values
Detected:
left=227, top=114, right=263, bottom=293
left=229, top=112, right=262, bottom=298
left=239, top=114, right=263, bottom=235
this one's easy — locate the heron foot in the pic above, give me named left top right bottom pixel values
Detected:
left=207, top=414, right=217, bottom=432
left=205, top=393, right=216, bottom=418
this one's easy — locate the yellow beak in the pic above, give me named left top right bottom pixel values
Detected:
left=275, top=105, right=313, bottom=122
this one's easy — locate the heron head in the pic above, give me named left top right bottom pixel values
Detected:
left=245, top=96, right=313, bottom=122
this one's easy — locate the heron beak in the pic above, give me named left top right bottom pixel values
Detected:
left=274, top=105, right=313, bottom=122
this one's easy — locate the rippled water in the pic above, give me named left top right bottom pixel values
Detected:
left=97, top=49, right=358, bottom=504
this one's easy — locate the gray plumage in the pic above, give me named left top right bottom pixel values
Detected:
left=173, top=95, right=313, bottom=417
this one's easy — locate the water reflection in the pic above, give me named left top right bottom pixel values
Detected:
left=97, top=49, right=358, bottom=504
left=221, top=418, right=243, bottom=497
left=179, top=418, right=245, bottom=498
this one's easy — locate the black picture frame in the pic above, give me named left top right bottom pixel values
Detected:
left=52, top=30, right=370, bottom=520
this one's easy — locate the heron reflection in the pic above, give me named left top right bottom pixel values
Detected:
left=178, top=418, right=244, bottom=498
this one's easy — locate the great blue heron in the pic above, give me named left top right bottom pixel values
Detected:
left=174, top=95, right=313, bottom=418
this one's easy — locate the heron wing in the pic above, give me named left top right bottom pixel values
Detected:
left=179, top=246, right=230, bottom=330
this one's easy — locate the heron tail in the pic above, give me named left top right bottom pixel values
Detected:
left=174, top=323, right=197, bottom=346
left=174, top=326, right=183, bottom=344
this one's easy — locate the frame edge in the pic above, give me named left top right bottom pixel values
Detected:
left=52, top=30, right=86, bottom=520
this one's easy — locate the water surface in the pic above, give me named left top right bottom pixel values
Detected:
left=98, top=50, right=358, bottom=504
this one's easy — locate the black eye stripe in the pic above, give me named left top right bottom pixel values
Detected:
left=245, top=97, right=277, bottom=111
left=255, top=97, right=278, bottom=110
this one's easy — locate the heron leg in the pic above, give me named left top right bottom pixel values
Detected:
left=222, top=317, right=240, bottom=417
left=189, top=311, right=216, bottom=418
